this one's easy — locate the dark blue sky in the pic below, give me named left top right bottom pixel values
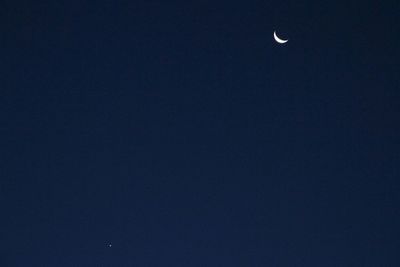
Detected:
left=1, top=0, right=399, bottom=266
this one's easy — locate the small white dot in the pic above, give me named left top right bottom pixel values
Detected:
left=108, top=244, right=112, bottom=247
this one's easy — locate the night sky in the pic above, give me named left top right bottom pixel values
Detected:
left=1, top=0, right=400, bottom=266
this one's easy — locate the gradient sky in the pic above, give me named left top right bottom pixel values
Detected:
left=1, top=0, right=399, bottom=266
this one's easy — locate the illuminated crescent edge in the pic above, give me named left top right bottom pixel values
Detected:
left=274, top=31, right=288, bottom=44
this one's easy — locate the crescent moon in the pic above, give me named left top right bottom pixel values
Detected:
left=273, top=31, right=288, bottom=44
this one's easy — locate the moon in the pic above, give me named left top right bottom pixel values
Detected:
left=273, top=31, right=288, bottom=44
